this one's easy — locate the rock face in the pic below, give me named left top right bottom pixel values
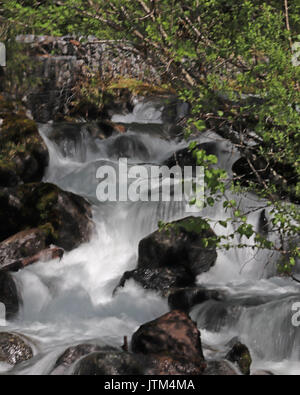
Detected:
left=131, top=310, right=205, bottom=375
left=14, top=35, right=160, bottom=123
left=0, top=183, right=94, bottom=251
left=117, top=217, right=217, bottom=295
left=0, top=332, right=33, bottom=365
left=225, top=341, right=252, bottom=375
left=0, top=97, right=49, bottom=187
left=0, top=272, right=20, bottom=319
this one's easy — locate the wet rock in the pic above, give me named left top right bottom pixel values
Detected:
left=144, top=354, right=205, bottom=375
left=116, top=267, right=194, bottom=297
left=0, top=332, right=33, bottom=365
left=118, top=217, right=217, bottom=295
left=0, top=97, right=49, bottom=186
left=1, top=246, right=64, bottom=273
left=225, top=341, right=252, bottom=375
left=131, top=310, right=205, bottom=365
left=168, top=287, right=225, bottom=312
left=108, top=135, right=149, bottom=160
left=0, top=228, right=47, bottom=271
left=52, top=344, right=116, bottom=374
left=138, top=217, right=217, bottom=277
left=203, top=360, right=239, bottom=375
left=73, top=351, right=146, bottom=375
left=0, top=183, right=94, bottom=250
left=0, top=272, right=20, bottom=319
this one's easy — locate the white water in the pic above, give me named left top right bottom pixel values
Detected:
left=1, top=101, right=300, bottom=375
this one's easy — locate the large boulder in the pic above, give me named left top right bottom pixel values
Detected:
left=131, top=310, right=205, bottom=375
left=0, top=272, right=20, bottom=319
left=0, top=332, right=33, bottom=366
left=0, top=96, right=49, bottom=187
left=138, top=217, right=217, bottom=277
left=0, top=183, right=94, bottom=251
left=117, top=217, right=217, bottom=295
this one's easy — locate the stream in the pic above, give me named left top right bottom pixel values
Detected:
left=1, top=99, right=300, bottom=375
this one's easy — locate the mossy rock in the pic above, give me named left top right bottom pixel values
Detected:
left=0, top=183, right=94, bottom=251
left=225, top=341, right=252, bottom=375
left=0, top=97, right=49, bottom=186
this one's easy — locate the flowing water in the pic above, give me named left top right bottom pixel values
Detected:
left=1, top=100, right=299, bottom=375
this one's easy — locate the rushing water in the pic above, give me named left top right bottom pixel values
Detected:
left=1, top=100, right=300, bottom=375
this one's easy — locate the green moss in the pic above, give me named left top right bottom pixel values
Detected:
left=38, top=222, right=59, bottom=243
left=36, top=190, right=58, bottom=214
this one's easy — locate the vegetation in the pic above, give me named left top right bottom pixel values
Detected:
left=1, top=0, right=300, bottom=272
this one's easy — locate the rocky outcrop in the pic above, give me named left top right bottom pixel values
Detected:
left=117, top=217, right=217, bottom=296
left=0, top=332, right=33, bottom=365
left=0, top=272, right=20, bottom=319
left=14, top=35, right=160, bottom=123
left=131, top=310, right=205, bottom=375
left=0, top=183, right=94, bottom=251
left=0, top=96, right=49, bottom=187
left=61, top=311, right=254, bottom=376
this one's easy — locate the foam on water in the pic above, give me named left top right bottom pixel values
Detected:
left=2, top=101, right=299, bottom=375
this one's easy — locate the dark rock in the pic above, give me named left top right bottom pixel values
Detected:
left=225, top=341, right=252, bottom=375
left=108, top=135, right=149, bottom=160
left=131, top=310, right=205, bottom=364
left=117, top=217, right=217, bottom=295
left=203, top=360, right=239, bottom=375
left=0, top=228, right=47, bottom=271
left=0, top=183, right=94, bottom=250
left=0, top=332, right=33, bottom=365
left=1, top=247, right=64, bottom=273
left=52, top=344, right=116, bottom=374
left=73, top=351, right=146, bottom=375
left=138, top=217, right=217, bottom=278
left=0, top=98, right=49, bottom=186
left=144, top=354, right=205, bottom=375
left=116, top=267, right=194, bottom=297
left=0, top=272, right=20, bottom=319
left=168, top=287, right=225, bottom=312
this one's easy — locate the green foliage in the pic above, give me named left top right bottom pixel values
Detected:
left=2, top=0, right=300, bottom=271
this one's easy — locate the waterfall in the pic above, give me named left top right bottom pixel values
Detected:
left=2, top=100, right=299, bottom=375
